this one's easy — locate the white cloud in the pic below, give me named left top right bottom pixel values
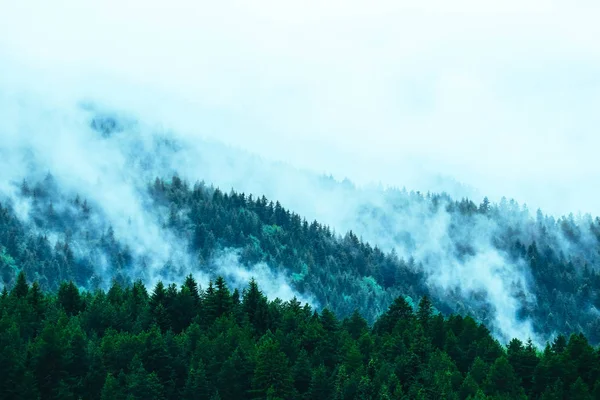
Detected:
left=2, top=1, right=600, bottom=216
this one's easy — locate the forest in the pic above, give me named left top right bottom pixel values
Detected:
left=3, top=6, right=600, bottom=399
left=1, top=271, right=599, bottom=399
left=2, top=174, right=600, bottom=345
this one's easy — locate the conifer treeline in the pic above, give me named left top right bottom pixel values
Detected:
left=1, top=272, right=599, bottom=399
left=2, top=175, right=600, bottom=344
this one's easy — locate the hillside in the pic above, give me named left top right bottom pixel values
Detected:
left=1, top=273, right=599, bottom=399
left=3, top=4, right=600, bottom=398
left=2, top=170, right=600, bottom=345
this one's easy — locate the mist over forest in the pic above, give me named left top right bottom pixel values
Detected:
left=1, top=97, right=600, bottom=348
left=2, top=2, right=600, bottom=398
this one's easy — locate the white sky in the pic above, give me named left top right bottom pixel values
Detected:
left=2, top=0, right=600, bottom=215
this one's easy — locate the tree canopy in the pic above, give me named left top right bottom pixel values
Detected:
left=0, top=273, right=599, bottom=399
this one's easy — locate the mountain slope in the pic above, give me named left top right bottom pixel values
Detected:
left=1, top=103, right=600, bottom=344
left=2, top=172, right=600, bottom=345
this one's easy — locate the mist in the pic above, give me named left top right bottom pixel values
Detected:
left=3, top=0, right=600, bottom=215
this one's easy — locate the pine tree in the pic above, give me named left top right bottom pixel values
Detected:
left=356, top=375, right=374, bottom=400
left=63, top=321, right=89, bottom=397
left=218, top=349, right=252, bottom=400
left=57, top=281, right=84, bottom=316
left=182, top=362, right=209, bottom=400
left=308, top=365, right=333, bottom=400
left=344, top=310, right=368, bottom=340
left=507, top=337, right=539, bottom=396
left=101, top=374, right=125, bottom=400
left=183, top=274, right=200, bottom=303
left=343, top=342, right=363, bottom=374
left=466, top=389, right=487, bottom=400
left=149, top=281, right=167, bottom=311
left=430, top=313, right=446, bottom=350
left=16, top=370, right=39, bottom=400
left=292, top=349, right=312, bottom=397
left=141, top=326, right=173, bottom=387
left=469, top=357, right=488, bottom=385
left=459, top=373, right=479, bottom=400
left=127, top=356, right=166, bottom=400
left=242, top=278, right=269, bottom=333
left=203, top=281, right=218, bottom=326
left=12, top=271, right=28, bottom=298
left=0, top=318, right=26, bottom=400
left=252, top=335, right=293, bottom=399
left=417, top=295, right=433, bottom=329
left=374, top=296, right=414, bottom=334
left=27, top=281, right=46, bottom=319
left=319, top=309, right=340, bottom=368
left=484, top=356, right=524, bottom=398
left=569, top=377, right=592, bottom=400
left=84, top=343, right=107, bottom=400
left=173, top=286, right=196, bottom=332
left=214, top=276, right=232, bottom=317
left=30, top=318, right=70, bottom=398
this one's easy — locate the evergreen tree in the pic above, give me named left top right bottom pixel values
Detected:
left=0, top=318, right=26, bottom=400
left=101, top=374, right=125, bottom=400
left=12, top=271, right=28, bottom=298
left=252, top=335, right=294, bottom=399
left=374, top=296, right=414, bottom=334
left=243, top=278, right=269, bottom=333
left=569, top=377, right=592, bottom=400
left=459, top=373, right=479, bottom=399
left=182, top=363, right=209, bottom=400
left=57, top=281, right=84, bottom=316
left=484, top=356, right=524, bottom=398
left=292, top=349, right=312, bottom=396
left=214, top=276, right=232, bottom=317
left=127, top=356, right=166, bottom=400
left=308, top=365, right=333, bottom=400
left=344, top=310, right=368, bottom=340
left=218, top=349, right=252, bottom=400
left=417, top=295, right=434, bottom=329
left=0, top=272, right=598, bottom=400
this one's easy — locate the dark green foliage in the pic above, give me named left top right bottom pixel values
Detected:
left=292, top=349, right=312, bottom=396
left=182, top=363, right=209, bottom=400
left=483, top=356, right=525, bottom=398
left=308, top=365, right=333, bottom=400
left=3, top=176, right=600, bottom=346
left=1, top=275, right=599, bottom=399
left=507, top=338, right=539, bottom=396
left=252, top=333, right=294, bottom=399
left=57, top=281, right=84, bottom=316
left=12, top=271, right=28, bottom=298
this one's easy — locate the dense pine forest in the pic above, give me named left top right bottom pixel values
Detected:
left=2, top=173, right=600, bottom=345
left=2, top=272, right=599, bottom=399
left=3, top=5, right=600, bottom=398
left=0, top=91, right=599, bottom=400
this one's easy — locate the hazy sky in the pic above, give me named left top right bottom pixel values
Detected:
left=2, top=0, right=600, bottom=215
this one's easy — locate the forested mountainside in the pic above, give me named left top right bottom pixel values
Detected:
left=1, top=173, right=600, bottom=346
left=2, top=273, right=599, bottom=400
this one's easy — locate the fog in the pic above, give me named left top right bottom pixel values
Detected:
left=3, top=0, right=600, bottom=214
left=1, top=1, right=600, bottom=343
